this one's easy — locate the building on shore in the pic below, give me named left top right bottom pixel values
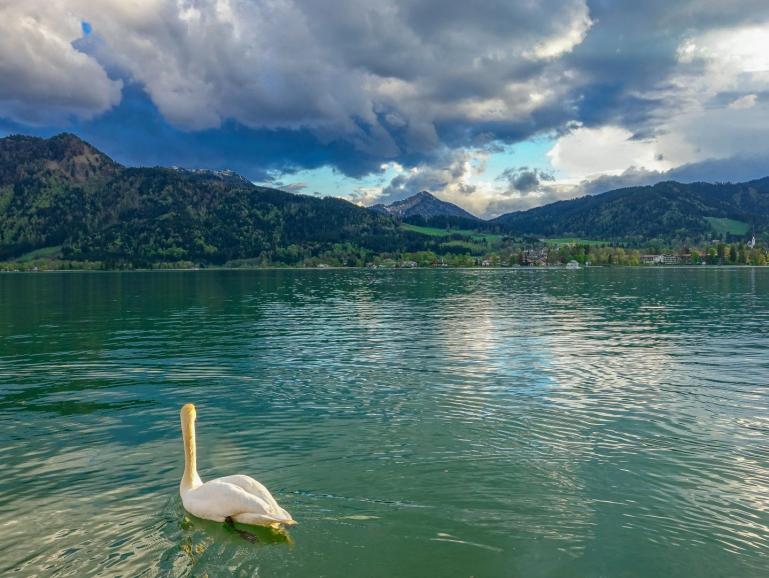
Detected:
left=641, top=254, right=690, bottom=265
left=523, top=249, right=548, bottom=266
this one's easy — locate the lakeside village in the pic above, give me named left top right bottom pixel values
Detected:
left=358, top=235, right=769, bottom=269
left=2, top=236, right=767, bottom=272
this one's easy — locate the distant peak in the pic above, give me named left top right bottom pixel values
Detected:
left=170, top=166, right=250, bottom=183
left=371, top=188, right=478, bottom=220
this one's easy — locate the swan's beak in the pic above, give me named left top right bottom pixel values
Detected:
left=181, top=403, right=196, bottom=420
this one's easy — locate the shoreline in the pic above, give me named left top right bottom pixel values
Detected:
left=2, top=264, right=768, bottom=273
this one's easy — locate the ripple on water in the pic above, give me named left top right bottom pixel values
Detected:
left=1, top=269, right=769, bottom=577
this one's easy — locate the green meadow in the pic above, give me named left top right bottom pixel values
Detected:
left=705, top=217, right=750, bottom=236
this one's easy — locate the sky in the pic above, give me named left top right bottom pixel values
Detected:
left=2, top=1, right=769, bottom=218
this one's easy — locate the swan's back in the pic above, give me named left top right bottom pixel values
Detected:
left=214, top=475, right=281, bottom=509
left=181, top=476, right=294, bottom=526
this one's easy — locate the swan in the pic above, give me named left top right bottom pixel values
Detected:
left=179, top=403, right=295, bottom=527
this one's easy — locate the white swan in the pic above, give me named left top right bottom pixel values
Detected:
left=179, top=403, right=295, bottom=527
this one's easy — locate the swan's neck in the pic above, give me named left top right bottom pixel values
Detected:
left=181, top=412, right=203, bottom=492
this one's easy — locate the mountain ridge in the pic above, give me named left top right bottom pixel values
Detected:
left=0, top=133, right=417, bottom=264
left=371, top=190, right=479, bottom=220
left=371, top=179, right=768, bottom=243
left=0, top=133, right=121, bottom=186
left=490, top=179, right=769, bottom=241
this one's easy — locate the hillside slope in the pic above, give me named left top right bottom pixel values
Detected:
left=0, top=134, right=406, bottom=264
left=492, top=180, right=769, bottom=241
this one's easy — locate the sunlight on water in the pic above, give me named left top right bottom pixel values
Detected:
left=1, top=269, right=769, bottom=576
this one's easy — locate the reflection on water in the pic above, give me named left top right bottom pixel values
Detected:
left=1, top=269, right=769, bottom=577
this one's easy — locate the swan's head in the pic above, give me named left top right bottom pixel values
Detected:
left=181, top=403, right=196, bottom=423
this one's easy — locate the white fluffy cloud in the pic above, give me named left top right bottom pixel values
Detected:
left=678, top=25, right=769, bottom=77
left=1, top=0, right=593, bottom=155
left=528, top=2, right=593, bottom=59
left=0, top=0, right=122, bottom=123
left=663, top=22, right=769, bottom=164
left=729, top=94, right=757, bottom=110
left=549, top=20, right=769, bottom=171
left=547, top=126, right=674, bottom=180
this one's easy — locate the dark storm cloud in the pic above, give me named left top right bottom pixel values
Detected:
left=0, top=87, right=394, bottom=181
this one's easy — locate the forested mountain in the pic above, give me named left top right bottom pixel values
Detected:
left=370, top=191, right=479, bottom=220
left=0, top=134, right=424, bottom=266
left=0, top=134, right=121, bottom=259
left=0, top=132, right=121, bottom=186
left=492, top=180, right=769, bottom=242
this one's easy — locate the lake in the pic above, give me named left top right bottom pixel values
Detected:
left=1, top=268, right=769, bottom=577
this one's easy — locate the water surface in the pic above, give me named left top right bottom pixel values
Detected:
left=1, top=268, right=769, bottom=577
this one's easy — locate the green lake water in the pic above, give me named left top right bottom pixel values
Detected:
left=1, top=268, right=768, bottom=577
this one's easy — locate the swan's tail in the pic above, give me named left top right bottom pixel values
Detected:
left=275, top=507, right=297, bottom=526
left=232, top=511, right=296, bottom=527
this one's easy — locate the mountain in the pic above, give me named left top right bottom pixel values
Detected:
left=0, top=134, right=426, bottom=265
left=0, top=134, right=124, bottom=259
left=0, top=132, right=120, bottom=186
left=492, top=179, right=769, bottom=242
left=370, top=191, right=479, bottom=220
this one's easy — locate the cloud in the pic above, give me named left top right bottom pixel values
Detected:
left=567, top=17, right=769, bottom=174
left=547, top=125, right=685, bottom=179
left=527, top=2, right=593, bottom=59
left=271, top=182, right=308, bottom=194
left=729, top=94, right=758, bottom=110
left=0, top=1, right=122, bottom=123
left=1, top=0, right=593, bottom=160
left=497, top=167, right=555, bottom=194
